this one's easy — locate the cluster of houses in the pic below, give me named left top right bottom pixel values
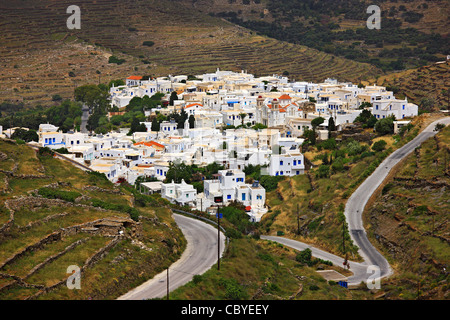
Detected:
left=2, top=69, right=419, bottom=222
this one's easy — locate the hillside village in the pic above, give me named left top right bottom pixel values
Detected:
left=0, top=69, right=419, bottom=222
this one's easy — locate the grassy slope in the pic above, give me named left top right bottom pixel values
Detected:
left=0, top=139, right=185, bottom=300
left=169, top=236, right=375, bottom=300
left=258, top=112, right=447, bottom=262
left=364, top=124, right=450, bottom=300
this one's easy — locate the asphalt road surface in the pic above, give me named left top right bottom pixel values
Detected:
left=118, top=213, right=225, bottom=300
left=344, top=116, right=450, bottom=284
left=261, top=235, right=368, bottom=285
left=265, top=117, right=449, bottom=286
left=118, top=117, right=449, bottom=294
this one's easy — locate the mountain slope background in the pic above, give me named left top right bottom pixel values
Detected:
left=0, top=0, right=386, bottom=105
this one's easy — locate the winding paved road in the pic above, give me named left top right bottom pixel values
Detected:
left=117, top=116, right=448, bottom=296
left=118, top=213, right=225, bottom=300
left=344, top=116, right=450, bottom=284
left=264, top=117, right=450, bottom=287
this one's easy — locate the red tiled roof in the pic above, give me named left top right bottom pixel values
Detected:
left=278, top=94, right=292, bottom=100
left=184, top=103, right=203, bottom=109
left=127, top=76, right=143, bottom=80
left=134, top=141, right=165, bottom=149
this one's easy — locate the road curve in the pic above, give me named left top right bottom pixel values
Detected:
left=118, top=213, right=225, bottom=300
left=344, top=116, right=450, bottom=284
left=263, top=117, right=449, bottom=287
left=261, top=235, right=368, bottom=284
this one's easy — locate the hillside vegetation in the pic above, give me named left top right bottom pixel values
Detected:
left=195, top=0, right=449, bottom=71
left=258, top=112, right=447, bottom=261
left=365, top=123, right=450, bottom=299
left=0, top=139, right=184, bottom=300
left=168, top=236, right=375, bottom=300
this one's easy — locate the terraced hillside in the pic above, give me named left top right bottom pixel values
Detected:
left=0, top=0, right=381, bottom=106
left=373, top=61, right=450, bottom=109
left=0, top=139, right=184, bottom=300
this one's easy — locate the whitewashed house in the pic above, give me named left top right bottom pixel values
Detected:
left=202, top=169, right=267, bottom=222
left=372, top=99, right=418, bottom=120
left=268, top=151, right=305, bottom=176
left=39, top=131, right=65, bottom=149
left=161, top=179, right=197, bottom=206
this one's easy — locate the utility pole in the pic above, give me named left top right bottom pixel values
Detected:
left=297, top=203, right=300, bottom=235
left=217, top=205, right=221, bottom=271
left=166, top=268, right=169, bottom=300
left=342, top=220, right=345, bottom=253
left=343, top=220, right=347, bottom=269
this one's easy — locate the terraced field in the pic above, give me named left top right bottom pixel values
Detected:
left=373, top=61, right=450, bottom=108
left=0, top=0, right=382, bottom=106
left=0, top=139, right=185, bottom=300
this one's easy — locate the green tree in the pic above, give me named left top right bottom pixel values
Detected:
left=328, top=117, right=336, bottom=131
left=372, top=139, right=387, bottom=152
left=355, top=109, right=377, bottom=128
left=128, top=117, right=147, bottom=135
left=11, top=128, right=39, bottom=142
left=169, top=91, right=178, bottom=106
left=151, top=117, right=160, bottom=131
left=108, top=79, right=125, bottom=88
left=188, top=114, right=195, bottom=129
left=374, top=116, right=395, bottom=135
left=239, top=113, right=247, bottom=126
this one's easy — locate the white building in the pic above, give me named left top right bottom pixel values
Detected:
left=39, top=131, right=65, bottom=149
left=268, top=151, right=305, bottom=176
left=161, top=179, right=197, bottom=206
left=202, top=169, right=267, bottom=222
left=372, top=99, right=418, bottom=120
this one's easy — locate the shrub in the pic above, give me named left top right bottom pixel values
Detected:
left=38, top=187, right=81, bottom=202
left=346, top=140, right=365, bottom=156
left=108, top=55, right=126, bottom=65
left=296, top=248, right=312, bottom=264
left=142, top=41, right=155, bottom=47
left=372, top=139, right=387, bottom=152
left=192, top=275, right=203, bottom=284
left=37, top=147, right=54, bottom=158
left=91, top=198, right=140, bottom=221
left=225, top=228, right=243, bottom=239
left=375, top=116, right=395, bottom=135
left=316, top=165, right=330, bottom=178
left=219, top=278, right=248, bottom=300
